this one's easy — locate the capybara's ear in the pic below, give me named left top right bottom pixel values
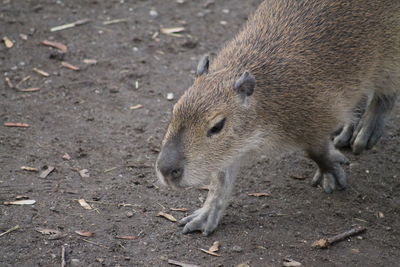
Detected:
left=196, top=55, right=209, bottom=76
left=234, top=71, right=256, bottom=101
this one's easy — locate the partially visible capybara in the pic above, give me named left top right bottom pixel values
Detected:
left=156, top=0, right=400, bottom=235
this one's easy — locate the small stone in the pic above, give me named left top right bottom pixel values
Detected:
left=166, top=92, right=174, bottom=100
left=160, top=255, right=168, bottom=261
left=126, top=211, right=134, bottom=218
left=232, top=245, right=243, bottom=252
left=220, top=20, right=228, bottom=25
left=356, top=236, right=363, bottom=240
left=71, top=259, right=80, bottom=266
left=149, top=9, right=158, bottom=17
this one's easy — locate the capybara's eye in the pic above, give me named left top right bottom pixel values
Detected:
left=207, top=118, right=226, bottom=137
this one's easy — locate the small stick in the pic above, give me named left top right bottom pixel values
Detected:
left=81, top=238, right=110, bottom=249
left=0, top=225, right=20, bottom=237
left=50, top=18, right=90, bottom=32
left=5, top=77, right=13, bottom=88
left=61, top=245, right=66, bottom=267
left=15, top=75, right=31, bottom=89
left=72, top=199, right=139, bottom=207
left=104, top=166, right=118, bottom=173
left=4, top=122, right=30, bottom=128
left=33, top=68, right=50, bottom=77
left=19, top=88, right=40, bottom=92
left=103, top=18, right=128, bottom=25
left=61, top=61, right=79, bottom=71
left=312, top=226, right=366, bottom=248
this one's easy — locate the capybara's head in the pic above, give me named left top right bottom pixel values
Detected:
left=156, top=56, right=262, bottom=188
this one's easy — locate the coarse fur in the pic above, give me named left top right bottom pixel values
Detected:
left=156, top=0, right=400, bottom=235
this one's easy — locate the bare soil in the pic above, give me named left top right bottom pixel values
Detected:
left=1, top=1, right=399, bottom=266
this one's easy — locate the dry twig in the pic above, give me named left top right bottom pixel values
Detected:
left=312, top=226, right=366, bottom=248
left=61, top=245, right=66, bottom=267
left=0, top=225, right=20, bottom=237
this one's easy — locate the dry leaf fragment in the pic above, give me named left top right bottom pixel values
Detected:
left=19, top=88, right=40, bottom=92
left=157, top=212, right=177, bottom=222
left=115, top=235, right=138, bottom=240
left=168, top=259, right=200, bottom=267
left=41, top=40, right=68, bottom=53
left=312, top=239, right=328, bottom=248
left=83, top=59, right=97, bottom=65
left=21, top=166, right=39, bottom=172
left=36, top=228, right=62, bottom=235
left=129, top=104, right=143, bottom=110
left=3, top=37, right=13, bottom=48
left=78, top=199, right=92, bottom=210
left=5, top=77, right=13, bottom=88
left=61, top=61, right=80, bottom=71
left=2, top=199, right=36, bottom=205
left=290, top=175, right=307, bottom=180
left=33, top=68, right=50, bottom=77
left=209, top=241, right=220, bottom=253
left=160, top=27, right=185, bottom=36
left=200, top=248, right=220, bottom=257
left=283, top=258, right=302, bottom=267
left=170, top=207, right=188, bottom=212
left=248, top=192, right=270, bottom=197
left=39, top=166, right=55, bottom=178
left=79, top=169, right=90, bottom=178
left=4, top=122, right=30, bottom=128
left=36, top=228, right=66, bottom=240
left=75, top=231, right=95, bottom=237
left=15, top=195, right=29, bottom=200
left=62, top=153, right=71, bottom=160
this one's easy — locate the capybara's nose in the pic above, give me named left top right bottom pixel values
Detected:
left=156, top=139, right=184, bottom=183
left=159, top=165, right=183, bottom=181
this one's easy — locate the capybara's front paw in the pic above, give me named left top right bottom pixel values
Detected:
left=179, top=205, right=223, bottom=236
left=311, top=164, right=347, bottom=193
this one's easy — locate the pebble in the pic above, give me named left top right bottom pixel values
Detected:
left=149, top=9, right=158, bottom=17
left=126, top=211, right=134, bottom=218
left=160, top=255, right=168, bottom=261
left=71, top=259, right=80, bottom=266
left=232, top=245, right=243, bottom=252
left=166, top=92, right=174, bottom=100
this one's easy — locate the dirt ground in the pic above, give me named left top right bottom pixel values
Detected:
left=1, top=0, right=399, bottom=266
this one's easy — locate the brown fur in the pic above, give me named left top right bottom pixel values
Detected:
left=161, top=0, right=400, bottom=187
left=156, top=0, right=400, bottom=234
